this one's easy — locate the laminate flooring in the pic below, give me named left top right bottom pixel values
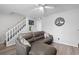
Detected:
left=0, top=42, right=79, bottom=55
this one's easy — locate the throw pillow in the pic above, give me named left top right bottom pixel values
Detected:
left=44, top=33, right=49, bottom=38
left=44, top=33, right=53, bottom=44
left=20, top=38, right=31, bottom=47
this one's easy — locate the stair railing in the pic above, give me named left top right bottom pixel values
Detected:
left=6, top=18, right=26, bottom=46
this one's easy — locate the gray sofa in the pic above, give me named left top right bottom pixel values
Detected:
left=16, top=31, right=57, bottom=55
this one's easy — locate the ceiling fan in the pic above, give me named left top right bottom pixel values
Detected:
left=32, top=4, right=55, bottom=14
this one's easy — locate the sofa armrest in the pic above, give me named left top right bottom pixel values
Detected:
left=16, top=39, right=31, bottom=55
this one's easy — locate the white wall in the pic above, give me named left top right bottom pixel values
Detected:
left=0, top=14, right=24, bottom=44
left=31, top=20, right=37, bottom=32
left=42, top=9, right=79, bottom=47
left=36, top=20, right=42, bottom=31
left=30, top=19, right=42, bottom=32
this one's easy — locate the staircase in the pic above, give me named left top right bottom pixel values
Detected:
left=5, top=17, right=26, bottom=47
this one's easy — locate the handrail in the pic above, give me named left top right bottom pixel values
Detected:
left=7, top=17, right=26, bottom=31
left=5, top=17, right=26, bottom=47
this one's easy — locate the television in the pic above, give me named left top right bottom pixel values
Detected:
left=29, top=20, right=34, bottom=25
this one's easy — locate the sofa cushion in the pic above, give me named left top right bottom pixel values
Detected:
left=33, top=31, right=44, bottom=37
left=28, top=35, right=44, bottom=43
left=23, top=32, right=33, bottom=40
left=21, top=32, right=33, bottom=40
left=16, top=38, right=31, bottom=55
left=29, top=41, right=57, bottom=55
left=33, top=35, right=44, bottom=41
left=27, top=38, right=34, bottom=43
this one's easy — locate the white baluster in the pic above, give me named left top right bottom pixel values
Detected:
left=8, top=30, right=10, bottom=41
left=15, top=27, right=17, bottom=35
left=6, top=31, right=9, bottom=42
left=6, top=19, right=27, bottom=47
left=12, top=28, right=13, bottom=38
left=14, top=27, right=16, bottom=37
left=13, top=27, right=15, bottom=37
left=10, top=30, right=12, bottom=39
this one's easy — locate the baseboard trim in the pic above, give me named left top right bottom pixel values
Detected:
left=53, top=41, right=78, bottom=48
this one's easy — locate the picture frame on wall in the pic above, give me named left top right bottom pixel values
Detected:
left=55, top=17, right=65, bottom=26
left=29, top=20, right=34, bottom=25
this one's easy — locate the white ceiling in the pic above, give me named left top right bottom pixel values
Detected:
left=0, top=4, right=79, bottom=19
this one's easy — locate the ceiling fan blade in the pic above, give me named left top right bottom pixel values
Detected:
left=39, top=7, right=44, bottom=13
left=32, top=6, right=44, bottom=14
left=45, top=6, right=55, bottom=9
left=32, top=7, right=40, bottom=11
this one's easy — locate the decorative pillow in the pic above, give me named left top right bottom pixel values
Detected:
left=20, top=38, right=31, bottom=47
left=44, top=33, right=53, bottom=44
left=44, top=33, right=49, bottom=38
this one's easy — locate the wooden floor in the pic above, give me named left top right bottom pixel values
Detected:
left=0, top=42, right=79, bottom=55
left=52, top=43, right=79, bottom=55
left=0, top=45, right=16, bottom=55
